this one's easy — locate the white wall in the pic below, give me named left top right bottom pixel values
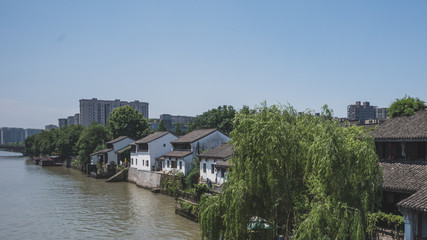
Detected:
left=162, top=155, right=192, bottom=175
left=136, top=133, right=177, bottom=171
left=216, top=168, right=228, bottom=185
left=130, top=152, right=138, bottom=168
left=200, top=157, right=223, bottom=183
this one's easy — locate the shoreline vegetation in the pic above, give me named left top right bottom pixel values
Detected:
left=21, top=101, right=414, bottom=239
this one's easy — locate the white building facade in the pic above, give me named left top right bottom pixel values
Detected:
left=90, top=136, right=134, bottom=165
left=161, top=129, right=230, bottom=175
left=199, top=144, right=233, bottom=185
left=130, top=132, right=177, bottom=171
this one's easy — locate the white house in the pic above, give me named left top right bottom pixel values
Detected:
left=199, top=143, right=233, bottom=185
left=161, top=128, right=230, bottom=175
left=90, top=136, right=134, bottom=165
left=130, top=131, right=177, bottom=171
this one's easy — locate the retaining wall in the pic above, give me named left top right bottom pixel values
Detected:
left=128, top=167, right=163, bottom=189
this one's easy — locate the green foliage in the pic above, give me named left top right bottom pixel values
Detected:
left=161, top=174, right=184, bottom=196
left=194, top=183, right=209, bottom=199
left=188, top=105, right=236, bottom=135
left=24, top=135, right=37, bottom=156
left=174, top=123, right=182, bottom=135
left=29, top=129, right=59, bottom=156
left=76, top=123, right=110, bottom=165
left=389, top=95, right=425, bottom=118
left=55, top=125, right=84, bottom=159
left=107, top=105, right=150, bottom=140
left=185, top=158, right=200, bottom=188
left=178, top=200, right=198, bottom=216
left=366, top=211, right=404, bottom=237
left=157, top=119, right=167, bottom=131
left=198, top=103, right=382, bottom=239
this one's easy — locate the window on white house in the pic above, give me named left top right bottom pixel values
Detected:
left=131, top=158, right=133, bottom=165
left=146, top=160, right=149, bottom=166
left=136, top=159, right=137, bottom=165
left=167, top=160, right=170, bottom=168
left=179, top=161, right=182, bottom=169
left=211, top=164, right=214, bottom=174
left=203, top=163, right=206, bottom=173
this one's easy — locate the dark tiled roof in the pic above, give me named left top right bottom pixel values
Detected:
left=90, top=148, right=113, bottom=156
left=398, top=187, right=427, bottom=213
left=106, top=136, right=133, bottom=144
left=199, top=144, right=233, bottom=159
left=115, top=146, right=131, bottom=154
left=172, top=129, right=218, bottom=144
left=215, top=160, right=231, bottom=168
left=162, top=151, right=193, bottom=158
left=135, top=132, right=173, bottom=144
left=373, top=109, right=427, bottom=141
left=380, top=162, right=427, bottom=194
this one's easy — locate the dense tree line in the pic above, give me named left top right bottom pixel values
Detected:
left=199, top=104, right=382, bottom=239
left=25, top=106, right=151, bottom=166
left=188, top=105, right=236, bottom=135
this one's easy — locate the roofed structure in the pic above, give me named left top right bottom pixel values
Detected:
left=373, top=108, right=427, bottom=141
left=135, top=131, right=172, bottom=144
left=398, top=188, right=427, bottom=213
left=381, top=162, right=427, bottom=194
left=198, top=144, right=233, bottom=159
left=162, top=151, right=193, bottom=158
left=172, top=128, right=218, bottom=143
left=106, top=136, right=129, bottom=144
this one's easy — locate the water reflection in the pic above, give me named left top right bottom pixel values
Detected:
left=0, top=154, right=200, bottom=240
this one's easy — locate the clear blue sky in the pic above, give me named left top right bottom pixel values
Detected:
left=1, top=1, right=426, bottom=129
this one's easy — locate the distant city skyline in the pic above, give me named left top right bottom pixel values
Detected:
left=1, top=1, right=427, bottom=129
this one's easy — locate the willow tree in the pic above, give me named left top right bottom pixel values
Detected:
left=199, top=104, right=382, bottom=239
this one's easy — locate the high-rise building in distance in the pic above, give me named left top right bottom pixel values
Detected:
left=79, top=98, right=149, bottom=126
left=347, top=101, right=388, bottom=122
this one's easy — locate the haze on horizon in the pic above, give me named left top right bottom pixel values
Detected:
left=1, top=1, right=426, bottom=129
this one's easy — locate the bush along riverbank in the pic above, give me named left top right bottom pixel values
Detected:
left=159, top=171, right=213, bottom=222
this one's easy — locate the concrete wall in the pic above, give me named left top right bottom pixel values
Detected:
left=128, top=167, right=163, bottom=189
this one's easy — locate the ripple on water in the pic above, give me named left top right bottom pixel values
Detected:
left=0, top=158, right=200, bottom=240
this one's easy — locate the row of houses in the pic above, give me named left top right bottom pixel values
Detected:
left=372, top=108, right=427, bottom=240
left=89, top=128, right=233, bottom=185
left=88, top=108, right=427, bottom=239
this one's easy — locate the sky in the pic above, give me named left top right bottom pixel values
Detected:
left=1, top=1, right=427, bottom=129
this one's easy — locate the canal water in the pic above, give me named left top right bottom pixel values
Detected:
left=0, top=151, right=200, bottom=240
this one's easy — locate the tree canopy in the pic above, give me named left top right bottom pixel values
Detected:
left=76, top=123, right=110, bottom=164
left=157, top=119, right=167, bottom=131
left=388, top=95, right=425, bottom=118
left=174, top=123, right=183, bottom=136
left=198, top=104, right=382, bottom=239
left=107, top=105, right=150, bottom=140
left=188, top=105, right=236, bottom=135
left=55, top=125, right=84, bottom=159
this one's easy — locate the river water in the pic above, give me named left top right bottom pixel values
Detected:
left=0, top=151, right=200, bottom=240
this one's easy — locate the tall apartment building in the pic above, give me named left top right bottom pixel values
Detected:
left=347, top=101, right=388, bottom=122
left=79, top=98, right=149, bottom=126
left=0, top=127, right=25, bottom=144
left=172, top=115, right=194, bottom=124
left=376, top=108, right=388, bottom=120
left=74, top=113, right=80, bottom=125
left=45, top=124, right=58, bottom=131
left=25, top=129, right=43, bottom=139
left=67, top=116, right=75, bottom=126
left=58, top=118, right=68, bottom=129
